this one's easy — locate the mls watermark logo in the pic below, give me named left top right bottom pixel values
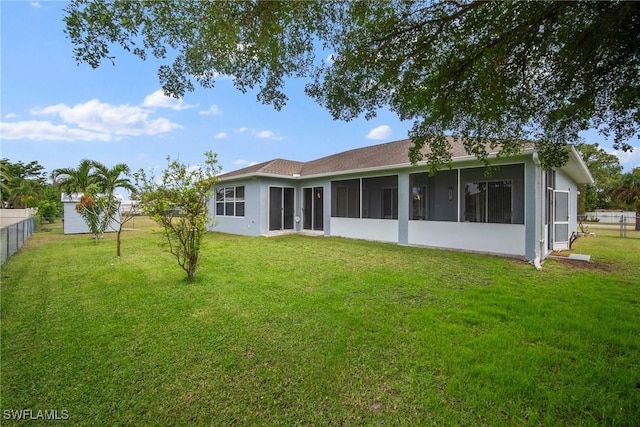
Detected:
left=3, top=409, right=69, bottom=421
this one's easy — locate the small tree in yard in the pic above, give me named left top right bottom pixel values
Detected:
left=74, top=184, right=121, bottom=242
left=54, top=160, right=135, bottom=246
left=136, top=152, right=221, bottom=282
left=114, top=201, right=138, bottom=257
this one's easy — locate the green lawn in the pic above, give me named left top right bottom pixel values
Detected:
left=2, top=218, right=639, bottom=426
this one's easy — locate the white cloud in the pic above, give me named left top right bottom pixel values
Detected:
left=142, top=89, right=197, bottom=110
left=31, top=103, right=67, bottom=115
left=214, top=132, right=227, bottom=139
left=199, top=105, right=221, bottom=115
left=232, top=127, right=282, bottom=140
left=326, top=53, right=336, bottom=65
left=0, top=120, right=112, bottom=142
left=254, top=129, right=283, bottom=140
left=30, top=2, right=41, bottom=8
left=233, top=159, right=259, bottom=166
left=31, top=99, right=181, bottom=136
left=366, top=125, right=392, bottom=140
left=607, top=146, right=640, bottom=171
left=4, top=113, right=18, bottom=119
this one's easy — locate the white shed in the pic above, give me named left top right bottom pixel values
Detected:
left=61, top=193, right=122, bottom=235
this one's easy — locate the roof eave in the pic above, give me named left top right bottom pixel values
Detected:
left=218, top=148, right=538, bottom=182
left=560, top=145, right=594, bottom=185
left=218, top=171, right=303, bottom=182
left=300, top=149, right=534, bottom=179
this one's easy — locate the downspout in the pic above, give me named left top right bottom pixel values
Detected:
left=532, top=152, right=544, bottom=270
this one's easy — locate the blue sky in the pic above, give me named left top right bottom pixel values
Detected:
left=1, top=1, right=639, bottom=183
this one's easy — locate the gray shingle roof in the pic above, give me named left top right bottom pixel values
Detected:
left=219, top=137, right=499, bottom=180
left=224, top=159, right=306, bottom=177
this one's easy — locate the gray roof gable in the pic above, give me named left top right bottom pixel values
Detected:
left=227, top=159, right=306, bottom=177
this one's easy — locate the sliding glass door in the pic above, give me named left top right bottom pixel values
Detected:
left=269, top=186, right=295, bottom=231
left=303, top=187, right=323, bottom=231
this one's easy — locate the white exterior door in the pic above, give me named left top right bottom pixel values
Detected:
left=553, top=190, right=570, bottom=251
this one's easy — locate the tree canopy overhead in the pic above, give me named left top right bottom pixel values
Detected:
left=64, top=0, right=640, bottom=169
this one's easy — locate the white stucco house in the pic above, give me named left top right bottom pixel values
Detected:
left=61, top=193, right=122, bottom=235
left=208, top=138, right=593, bottom=263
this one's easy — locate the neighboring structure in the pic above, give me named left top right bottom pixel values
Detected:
left=0, top=209, right=37, bottom=265
left=61, top=193, right=121, bottom=235
left=209, top=138, right=593, bottom=263
left=0, top=208, right=37, bottom=229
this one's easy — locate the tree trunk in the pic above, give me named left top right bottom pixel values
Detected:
left=186, top=264, right=196, bottom=282
left=116, top=228, right=122, bottom=257
left=186, top=253, right=199, bottom=282
left=635, top=204, right=640, bottom=231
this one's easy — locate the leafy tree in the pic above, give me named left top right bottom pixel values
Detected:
left=64, top=1, right=639, bottom=170
left=135, top=152, right=221, bottom=282
left=113, top=202, right=138, bottom=257
left=609, top=168, right=640, bottom=231
left=1, top=159, right=47, bottom=208
left=575, top=143, right=623, bottom=213
left=37, top=185, right=64, bottom=223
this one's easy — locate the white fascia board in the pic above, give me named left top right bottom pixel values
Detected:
left=561, top=146, right=594, bottom=185
left=300, top=149, right=535, bottom=179
left=218, top=172, right=299, bottom=182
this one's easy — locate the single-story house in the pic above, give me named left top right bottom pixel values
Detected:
left=209, top=138, right=593, bottom=263
left=61, top=193, right=122, bottom=235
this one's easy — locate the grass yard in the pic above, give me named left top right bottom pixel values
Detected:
left=1, top=218, right=639, bottom=426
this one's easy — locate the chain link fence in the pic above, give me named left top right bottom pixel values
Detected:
left=1, top=217, right=36, bottom=266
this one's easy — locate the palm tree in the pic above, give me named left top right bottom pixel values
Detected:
left=4, top=178, right=44, bottom=208
left=609, top=168, right=640, bottom=231
left=90, top=161, right=136, bottom=195
left=51, top=159, right=96, bottom=196
left=1, top=162, right=45, bottom=208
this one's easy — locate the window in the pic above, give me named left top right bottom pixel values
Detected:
left=410, top=185, right=427, bottom=220
left=362, top=175, right=398, bottom=219
left=545, top=169, right=555, bottom=225
left=215, top=186, right=245, bottom=217
left=382, top=188, right=398, bottom=219
left=410, top=173, right=429, bottom=220
left=332, top=179, right=360, bottom=218
left=464, top=180, right=512, bottom=223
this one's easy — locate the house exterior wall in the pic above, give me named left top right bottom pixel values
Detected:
left=211, top=152, right=585, bottom=262
left=524, top=158, right=540, bottom=261
left=408, top=221, right=526, bottom=256
left=331, top=218, right=399, bottom=243
left=208, top=179, right=262, bottom=236
left=398, top=173, right=409, bottom=245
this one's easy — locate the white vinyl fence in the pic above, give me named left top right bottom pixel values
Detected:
left=583, top=211, right=636, bottom=223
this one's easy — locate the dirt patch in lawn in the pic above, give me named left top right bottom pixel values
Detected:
left=558, top=259, right=619, bottom=272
